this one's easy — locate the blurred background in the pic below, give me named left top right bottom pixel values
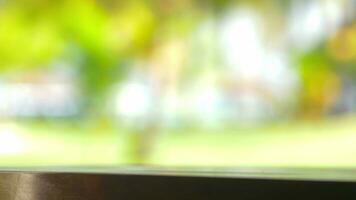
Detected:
left=0, top=0, right=355, bottom=168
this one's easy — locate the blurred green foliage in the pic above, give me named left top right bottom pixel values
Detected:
left=1, top=0, right=356, bottom=166
left=0, top=0, right=208, bottom=117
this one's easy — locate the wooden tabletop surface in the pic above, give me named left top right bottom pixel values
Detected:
left=0, top=167, right=356, bottom=200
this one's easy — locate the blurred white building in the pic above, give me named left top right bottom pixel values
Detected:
left=0, top=68, right=78, bottom=118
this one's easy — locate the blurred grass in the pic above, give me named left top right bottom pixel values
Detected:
left=1, top=116, right=356, bottom=167
left=152, top=116, right=356, bottom=167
